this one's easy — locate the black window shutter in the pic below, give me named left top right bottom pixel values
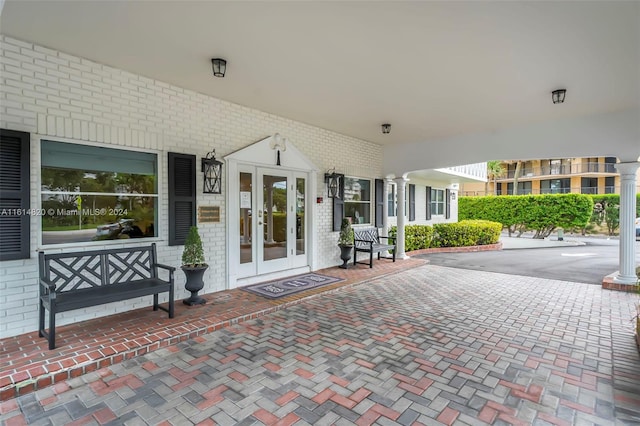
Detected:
left=445, top=189, right=451, bottom=219
left=168, top=152, right=196, bottom=246
left=425, top=186, right=432, bottom=220
left=408, top=184, right=415, bottom=221
left=375, top=179, right=384, bottom=228
left=332, top=175, right=345, bottom=232
left=0, top=129, right=30, bottom=260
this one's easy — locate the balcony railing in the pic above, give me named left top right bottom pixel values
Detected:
left=460, top=185, right=622, bottom=197
left=436, top=162, right=487, bottom=181
left=500, top=162, right=617, bottom=180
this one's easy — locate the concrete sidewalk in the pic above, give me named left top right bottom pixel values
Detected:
left=500, top=235, right=586, bottom=250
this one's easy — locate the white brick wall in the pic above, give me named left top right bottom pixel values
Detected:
left=0, top=35, right=384, bottom=338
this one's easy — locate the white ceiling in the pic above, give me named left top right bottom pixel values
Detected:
left=1, top=1, right=639, bottom=169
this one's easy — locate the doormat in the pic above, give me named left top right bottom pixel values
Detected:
left=242, top=273, right=343, bottom=299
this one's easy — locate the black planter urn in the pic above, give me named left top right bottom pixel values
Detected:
left=182, top=265, right=208, bottom=305
left=339, top=244, right=353, bottom=269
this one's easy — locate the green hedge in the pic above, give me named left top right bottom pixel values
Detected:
left=389, top=220, right=501, bottom=250
left=388, top=225, right=434, bottom=251
left=459, top=194, right=593, bottom=238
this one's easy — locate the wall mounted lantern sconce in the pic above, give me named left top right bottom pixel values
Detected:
left=211, top=58, right=227, bottom=78
left=324, top=168, right=343, bottom=199
left=202, top=149, right=223, bottom=194
left=552, top=89, right=566, bottom=104
left=269, top=133, right=287, bottom=166
left=381, top=123, right=391, bottom=134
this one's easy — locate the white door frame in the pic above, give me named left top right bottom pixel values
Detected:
left=225, top=136, right=318, bottom=288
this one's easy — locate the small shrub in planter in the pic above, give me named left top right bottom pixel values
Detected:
left=337, top=218, right=354, bottom=269
left=181, top=226, right=208, bottom=306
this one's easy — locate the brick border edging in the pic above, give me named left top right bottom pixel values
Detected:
left=406, top=242, right=502, bottom=256
left=601, top=272, right=639, bottom=292
left=0, top=263, right=424, bottom=401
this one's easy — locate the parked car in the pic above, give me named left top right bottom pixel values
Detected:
left=93, top=218, right=144, bottom=240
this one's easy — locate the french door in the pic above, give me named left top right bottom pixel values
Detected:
left=238, top=165, right=308, bottom=278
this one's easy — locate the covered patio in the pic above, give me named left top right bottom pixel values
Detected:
left=0, top=1, right=639, bottom=423
left=1, top=263, right=638, bottom=424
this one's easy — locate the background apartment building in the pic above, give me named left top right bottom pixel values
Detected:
left=461, top=157, right=640, bottom=196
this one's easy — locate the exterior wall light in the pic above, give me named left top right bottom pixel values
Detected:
left=381, top=123, right=391, bottom=134
left=324, top=168, right=343, bottom=199
left=270, top=133, right=287, bottom=166
left=202, top=149, right=223, bottom=194
left=211, top=58, right=227, bottom=78
left=552, top=89, right=566, bottom=104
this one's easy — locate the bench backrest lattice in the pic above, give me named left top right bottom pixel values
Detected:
left=354, top=227, right=380, bottom=248
left=352, top=226, right=396, bottom=268
left=41, top=246, right=156, bottom=292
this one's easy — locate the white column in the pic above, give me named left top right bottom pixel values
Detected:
left=614, top=162, right=639, bottom=284
left=381, top=179, right=391, bottom=257
left=382, top=179, right=391, bottom=236
left=395, top=177, right=410, bottom=260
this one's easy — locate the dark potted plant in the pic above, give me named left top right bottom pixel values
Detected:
left=181, top=226, right=208, bottom=305
left=338, top=218, right=354, bottom=269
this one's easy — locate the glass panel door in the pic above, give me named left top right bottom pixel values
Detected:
left=296, top=177, right=305, bottom=256
left=235, top=166, right=310, bottom=278
left=291, top=173, right=308, bottom=268
left=262, top=173, right=288, bottom=262
left=239, top=172, right=252, bottom=264
left=258, top=169, right=289, bottom=274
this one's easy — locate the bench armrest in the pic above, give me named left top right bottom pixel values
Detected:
left=39, top=277, right=56, bottom=292
left=154, top=263, right=175, bottom=283
left=154, top=263, right=176, bottom=272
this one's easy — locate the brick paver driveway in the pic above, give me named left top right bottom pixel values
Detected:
left=2, top=265, right=639, bottom=425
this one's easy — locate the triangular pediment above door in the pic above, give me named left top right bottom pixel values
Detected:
left=225, top=134, right=318, bottom=171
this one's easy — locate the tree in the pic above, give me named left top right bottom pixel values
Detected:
left=512, top=160, right=523, bottom=195
left=486, top=160, right=505, bottom=195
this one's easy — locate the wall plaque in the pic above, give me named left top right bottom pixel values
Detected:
left=198, top=206, right=220, bottom=223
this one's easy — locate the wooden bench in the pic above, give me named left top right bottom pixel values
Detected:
left=38, top=243, right=175, bottom=349
left=353, top=227, right=396, bottom=268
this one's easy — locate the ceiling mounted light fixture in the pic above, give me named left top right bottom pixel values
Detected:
left=211, top=58, right=227, bottom=78
left=381, top=123, right=391, bottom=134
left=552, top=89, right=566, bottom=104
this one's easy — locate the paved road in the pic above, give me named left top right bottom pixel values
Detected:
left=416, top=237, right=640, bottom=285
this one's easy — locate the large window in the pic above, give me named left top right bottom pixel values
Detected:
left=387, top=184, right=396, bottom=217
left=542, top=159, right=571, bottom=175
left=507, top=181, right=532, bottom=195
left=431, top=188, right=445, bottom=215
left=605, top=176, right=615, bottom=194
left=41, top=140, right=158, bottom=245
left=387, top=184, right=408, bottom=217
left=344, top=177, right=371, bottom=225
left=540, top=178, right=571, bottom=194
left=581, top=177, right=598, bottom=194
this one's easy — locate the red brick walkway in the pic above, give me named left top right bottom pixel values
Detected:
left=0, top=258, right=426, bottom=401
left=1, top=263, right=638, bottom=425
